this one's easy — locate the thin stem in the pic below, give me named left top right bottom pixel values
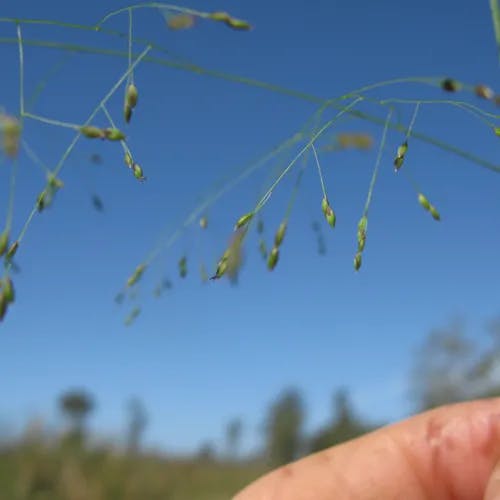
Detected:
left=17, top=24, right=24, bottom=116
left=23, top=112, right=81, bottom=130
left=363, top=108, right=393, bottom=215
left=22, top=140, right=51, bottom=175
left=311, top=144, right=327, bottom=200
left=15, top=44, right=152, bottom=245
left=406, top=103, right=420, bottom=139
left=128, top=8, right=133, bottom=84
left=254, top=97, right=363, bottom=215
left=5, top=159, right=19, bottom=234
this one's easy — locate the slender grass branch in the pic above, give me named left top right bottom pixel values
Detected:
left=363, top=108, right=393, bottom=216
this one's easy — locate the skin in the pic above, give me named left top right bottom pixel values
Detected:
left=235, top=398, right=500, bottom=500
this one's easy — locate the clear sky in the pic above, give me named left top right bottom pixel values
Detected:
left=0, top=0, right=499, bottom=455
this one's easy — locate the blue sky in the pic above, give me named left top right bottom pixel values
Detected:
left=0, top=0, right=499, bottom=455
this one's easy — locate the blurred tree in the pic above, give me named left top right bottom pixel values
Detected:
left=308, top=389, right=374, bottom=453
left=411, top=317, right=500, bottom=411
left=264, top=388, right=305, bottom=466
left=126, top=397, right=148, bottom=454
left=225, top=418, right=243, bottom=460
left=198, top=441, right=216, bottom=462
left=58, top=389, right=94, bottom=445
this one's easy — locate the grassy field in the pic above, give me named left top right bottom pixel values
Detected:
left=0, top=439, right=267, bottom=500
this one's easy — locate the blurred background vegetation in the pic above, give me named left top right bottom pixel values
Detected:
left=1, top=315, right=499, bottom=499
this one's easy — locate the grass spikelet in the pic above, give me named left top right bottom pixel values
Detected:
left=2, top=277, right=15, bottom=303
left=357, top=216, right=368, bottom=252
left=354, top=252, right=362, bottom=271
left=274, top=221, right=287, bottom=248
left=258, top=239, right=267, bottom=259
left=124, top=306, right=141, bottom=326
left=132, top=163, right=145, bottom=181
left=475, top=84, right=494, bottom=100
left=441, top=78, right=461, bottom=92
left=6, top=241, right=18, bottom=260
left=234, top=212, right=254, bottom=230
left=80, top=125, right=105, bottom=139
left=103, top=128, right=126, bottom=141
left=1, top=114, right=21, bottom=158
left=178, top=256, right=187, bottom=278
left=124, top=152, right=133, bottom=167
left=127, top=264, right=146, bottom=287
left=393, top=140, right=408, bottom=171
left=0, top=231, right=8, bottom=257
left=124, top=83, right=138, bottom=123
left=267, top=246, right=279, bottom=271
left=208, top=11, right=252, bottom=30
left=321, top=197, right=336, bottom=228
left=0, top=292, right=7, bottom=321
left=199, top=216, right=208, bottom=229
left=418, top=193, right=441, bottom=221
left=494, top=127, right=500, bottom=137
left=336, top=133, right=373, bottom=150
left=166, top=13, right=195, bottom=30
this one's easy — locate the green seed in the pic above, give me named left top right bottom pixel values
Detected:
left=475, top=84, right=494, bottom=100
left=209, top=11, right=230, bottom=22
left=132, top=163, right=145, bottom=181
left=267, top=246, right=279, bottom=271
left=0, top=232, right=8, bottom=257
left=418, top=193, right=431, bottom=211
left=0, top=292, right=6, bottom=321
left=235, top=212, right=254, bottom=230
left=274, top=221, right=287, bottom=247
left=3, top=277, right=14, bottom=303
left=103, top=128, right=126, bottom=141
left=36, top=191, right=47, bottom=212
left=258, top=239, right=267, bottom=259
left=179, top=256, right=187, bottom=278
left=124, top=104, right=132, bottom=124
left=124, top=152, right=133, bottom=167
left=127, top=264, right=146, bottom=287
left=211, top=249, right=230, bottom=280
left=47, top=175, right=63, bottom=190
left=321, top=196, right=329, bottom=216
left=394, top=156, right=404, bottom=171
left=494, top=127, right=500, bottom=137
left=358, top=216, right=368, bottom=233
left=394, top=141, right=408, bottom=171
left=441, top=78, right=461, bottom=92
left=6, top=241, right=18, bottom=260
left=80, top=125, right=104, bottom=139
left=125, top=83, right=139, bottom=109
left=429, top=205, right=441, bottom=221
left=199, top=217, right=208, bottom=229
left=354, top=252, right=362, bottom=271
left=225, top=17, right=252, bottom=30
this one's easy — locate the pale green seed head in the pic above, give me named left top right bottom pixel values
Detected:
left=324, top=205, right=336, bottom=228
left=80, top=126, right=104, bottom=139
left=274, top=221, right=287, bottom=247
left=0, top=232, right=8, bottom=257
left=418, top=193, right=431, bottom=211
left=321, top=196, right=329, bottom=216
left=124, top=152, right=133, bottom=167
left=394, top=156, right=404, bottom=171
left=127, top=264, right=146, bottom=287
left=429, top=205, right=441, bottom=221
left=125, top=83, right=139, bottom=109
left=209, top=11, right=230, bottom=22
left=132, top=163, right=145, bottom=181
left=3, top=277, right=14, bottom=303
left=6, top=241, right=18, bottom=260
left=354, top=252, right=362, bottom=271
left=357, top=232, right=366, bottom=252
left=225, top=17, right=252, bottom=30
left=124, top=104, right=132, bottom=124
left=396, top=141, right=408, bottom=159
left=104, top=128, right=126, bottom=141
left=235, top=212, right=254, bottom=230
left=494, top=127, right=500, bottom=137
left=199, top=216, right=208, bottom=229
left=267, top=246, right=279, bottom=271
left=358, top=215, right=368, bottom=233
left=0, top=292, right=6, bottom=321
